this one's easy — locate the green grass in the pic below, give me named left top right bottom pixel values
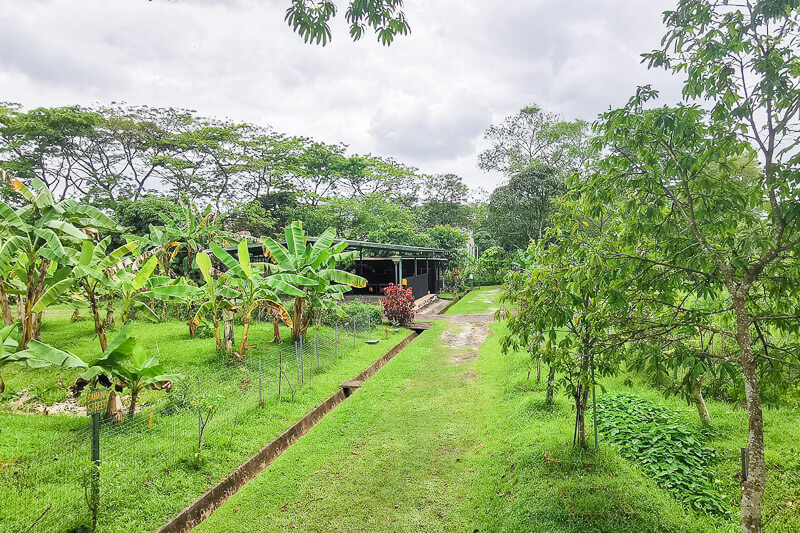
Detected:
left=197, top=286, right=798, bottom=533
left=0, top=309, right=409, bottom=532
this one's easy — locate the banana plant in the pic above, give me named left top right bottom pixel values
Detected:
left=208, top=239, right=303, bottom=357
left=107, top=255, right=160, bottom=325
left=0, top=323, right=47, bottom=393
left=19, top=323, right=181, bottom=419
left=260, top=222, right=366, bottom=340
left=0, top=172, right=118, bottom=347
left=62, top=237, right=140, bottom=351
left=192, top=252, right=238, bottom=351
left=113, top=343, right=184, bottom=418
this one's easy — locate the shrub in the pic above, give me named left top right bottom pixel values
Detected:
left=443, top=267, right=467, bottom=294
left=477, top=246, right=510, bottom=285
left=320, top=300, right=382, bottom=328
left=381, top=283, right=416, bottom=326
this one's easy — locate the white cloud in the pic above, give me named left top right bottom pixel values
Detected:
left=0, top=0, right=684, bottom=190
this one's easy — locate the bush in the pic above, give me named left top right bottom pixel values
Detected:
left=443, top=267, right=468, bottom=294
left=477, top=246, right=510, bottom=285
left=320, top=300, right=382, bottom=328
left=381, top=283, right=416, bottom=326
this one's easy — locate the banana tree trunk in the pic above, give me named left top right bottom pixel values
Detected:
left=212, top=313, right=221, bottom=351
left=238, top=312, right=251, bottom=357
left=21, top=258, right=50, bottom=349
left=0, top=278, right=13, bottom=326
left=291, top=297, right=306, bottom=341
left=104, top=304, right=115, bottom=329
left=88, top=287, right=108, bottom=352
left=129, top=391, right=138, bottom=418
left=223, top=307, right=235, bottom=354
left=272, top=317, right=281, bottom=343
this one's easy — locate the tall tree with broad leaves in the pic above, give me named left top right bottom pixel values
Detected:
left=487, top=164, right=565, bottom=250
left=479, top=105, right=591, bottom=178
left=589, top=3, right=800, bottom=530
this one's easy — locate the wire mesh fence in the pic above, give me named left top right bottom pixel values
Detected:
left=5, top=314, right=393, bottom=533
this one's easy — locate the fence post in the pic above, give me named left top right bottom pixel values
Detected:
left=90, top=411, right=100, bottom=531
left=258, top=357, right=263, bottom=407
left=353, top=316, right=356, bottom=347
left=197, top=378, right=202, bottom=453
left=334, top=324, right=338, bottom=360
left=278, top=348, right=282, bottom=399
left=314, top=327, right=319, bottom=370
left=294, top=341, right=299, bottom=388
left=300, top=335, right=304, bottom=386
left=591, top=358, right=598, bottom=451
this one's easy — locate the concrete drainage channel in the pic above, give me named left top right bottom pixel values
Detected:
left=158, top=330, right=422, bottom=533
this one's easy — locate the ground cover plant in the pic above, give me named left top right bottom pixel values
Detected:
left=594, top=393, right=728, bottom=516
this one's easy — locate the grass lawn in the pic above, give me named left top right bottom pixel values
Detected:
left=443, top=285, right=502, bottom=315
left=0, top=308, right=409, bottom=533
left=195, top=285, right=800, bottom=532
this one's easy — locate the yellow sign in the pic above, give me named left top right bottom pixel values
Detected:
left=86, top=387, right=110, bottom=416
left=402, top=278, right=407, bottom=286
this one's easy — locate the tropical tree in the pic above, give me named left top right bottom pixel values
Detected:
left=107, top=255, right=160, bottom=325
left=501, top=196, right=627, bottom=449
left=284, top=1, right=411, bottom=46
left=206, top=239, right=301, bottom=357
left=261, top=222, right=366, bottom=340
left=20, top=324, right=181, bottom=419
left=0, top=172, right=117, bottom=348
left=67, top=237, right=140, bottom=351
left=113, top=343, right=183, bottom=418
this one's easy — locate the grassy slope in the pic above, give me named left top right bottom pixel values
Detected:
left=0, top=310, right=409, bottom=533
left=201, top=286, right=770, bottom=532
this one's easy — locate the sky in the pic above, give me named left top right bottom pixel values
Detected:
left=0, top=0, right=686, bottom=192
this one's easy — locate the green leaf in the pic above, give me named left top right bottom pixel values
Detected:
left=238, top=239, right=251, bottom=277
left=196, top=252, right=213, bottom=285
left=32, top=278, right=74, bottom=312
left=132, top=255, right=158, bottom=291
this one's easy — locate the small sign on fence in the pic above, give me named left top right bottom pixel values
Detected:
left=86, top=387, right=110, bottom=416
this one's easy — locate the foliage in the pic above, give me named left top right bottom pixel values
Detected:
left=479, top=104, right=591, bottom=177
left=487, top=164, right=564, bottom=250
left=0, top=173, right=117, bottom=347
left=261, top=221, right=367, bottom=340
left=426, top=224, right=469, bottom=265
left=113, top=196, right=182, bottom=240
left=320, top=299, right=382, bottom=328
left=284, top=0, right=410, bottom=46
left=595, top=393, right=729, bottom=517
left=381, top=283, right=415, bottom=326
left=443, top=267, right=467, bottom=294
left=476, top=246, right=510, bottom=285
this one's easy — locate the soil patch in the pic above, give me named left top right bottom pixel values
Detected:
left=438, top=315, right=491, bottom=365
left=462, top=371, right=478, bottom=381
left=9, top=389, right=84, bottom=416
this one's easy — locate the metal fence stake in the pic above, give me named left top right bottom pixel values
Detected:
left=353, top=317, right=356, bottom=347
left=278, top=348, right=282, bottom=399
left=258, top=357, right=263, bottom=407
left=334, top=324, right=338, bottom=360
left=300, top=335, right=304, bottom=386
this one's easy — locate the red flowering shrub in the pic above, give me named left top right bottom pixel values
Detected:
left=381, top=283, right=416, bottom=326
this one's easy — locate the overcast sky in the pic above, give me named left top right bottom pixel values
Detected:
left=1, top=0, right=685, bottom=191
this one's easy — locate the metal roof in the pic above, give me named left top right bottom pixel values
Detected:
left=224, top=236, right=447, bottom=259
left=305, top=237, right=446, bottom=255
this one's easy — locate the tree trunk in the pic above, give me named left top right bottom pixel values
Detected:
left=212, top=313, right=221, bottom=351
left=88, top=288, right=108, bottom=352
left=223, top=307, right=235, bottom=354
left=545, top=364, right=556, bottom=406
left=188, top=318, right=197, bottom=338
left=272, top=317, right=281, bottom=343
left=238, top=314, right=251, bottom=356
left=292, top=297, right=305, bottom=340
left=103, top=306, right=115, bottom=329
left=733, top=297, right=765, bottom=533
left=0, top=279, right=13, bottom=326
left=129, top=392, right=138, bottom=419
left=692, top=375, right=711, bottom=425
left=536, top=354, right=541, bottom=382
left=21, top=259, right=50, bottom=349
left=573, top=351, right=592, bottom=449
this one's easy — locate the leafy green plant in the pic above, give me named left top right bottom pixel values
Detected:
left=261, top=222, right=366, bottom=340
left=114, top=343, right=184, bottom=418
left=594, top=393, right=729, bottom=517
left=320, top=299, right=381, bottom=328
